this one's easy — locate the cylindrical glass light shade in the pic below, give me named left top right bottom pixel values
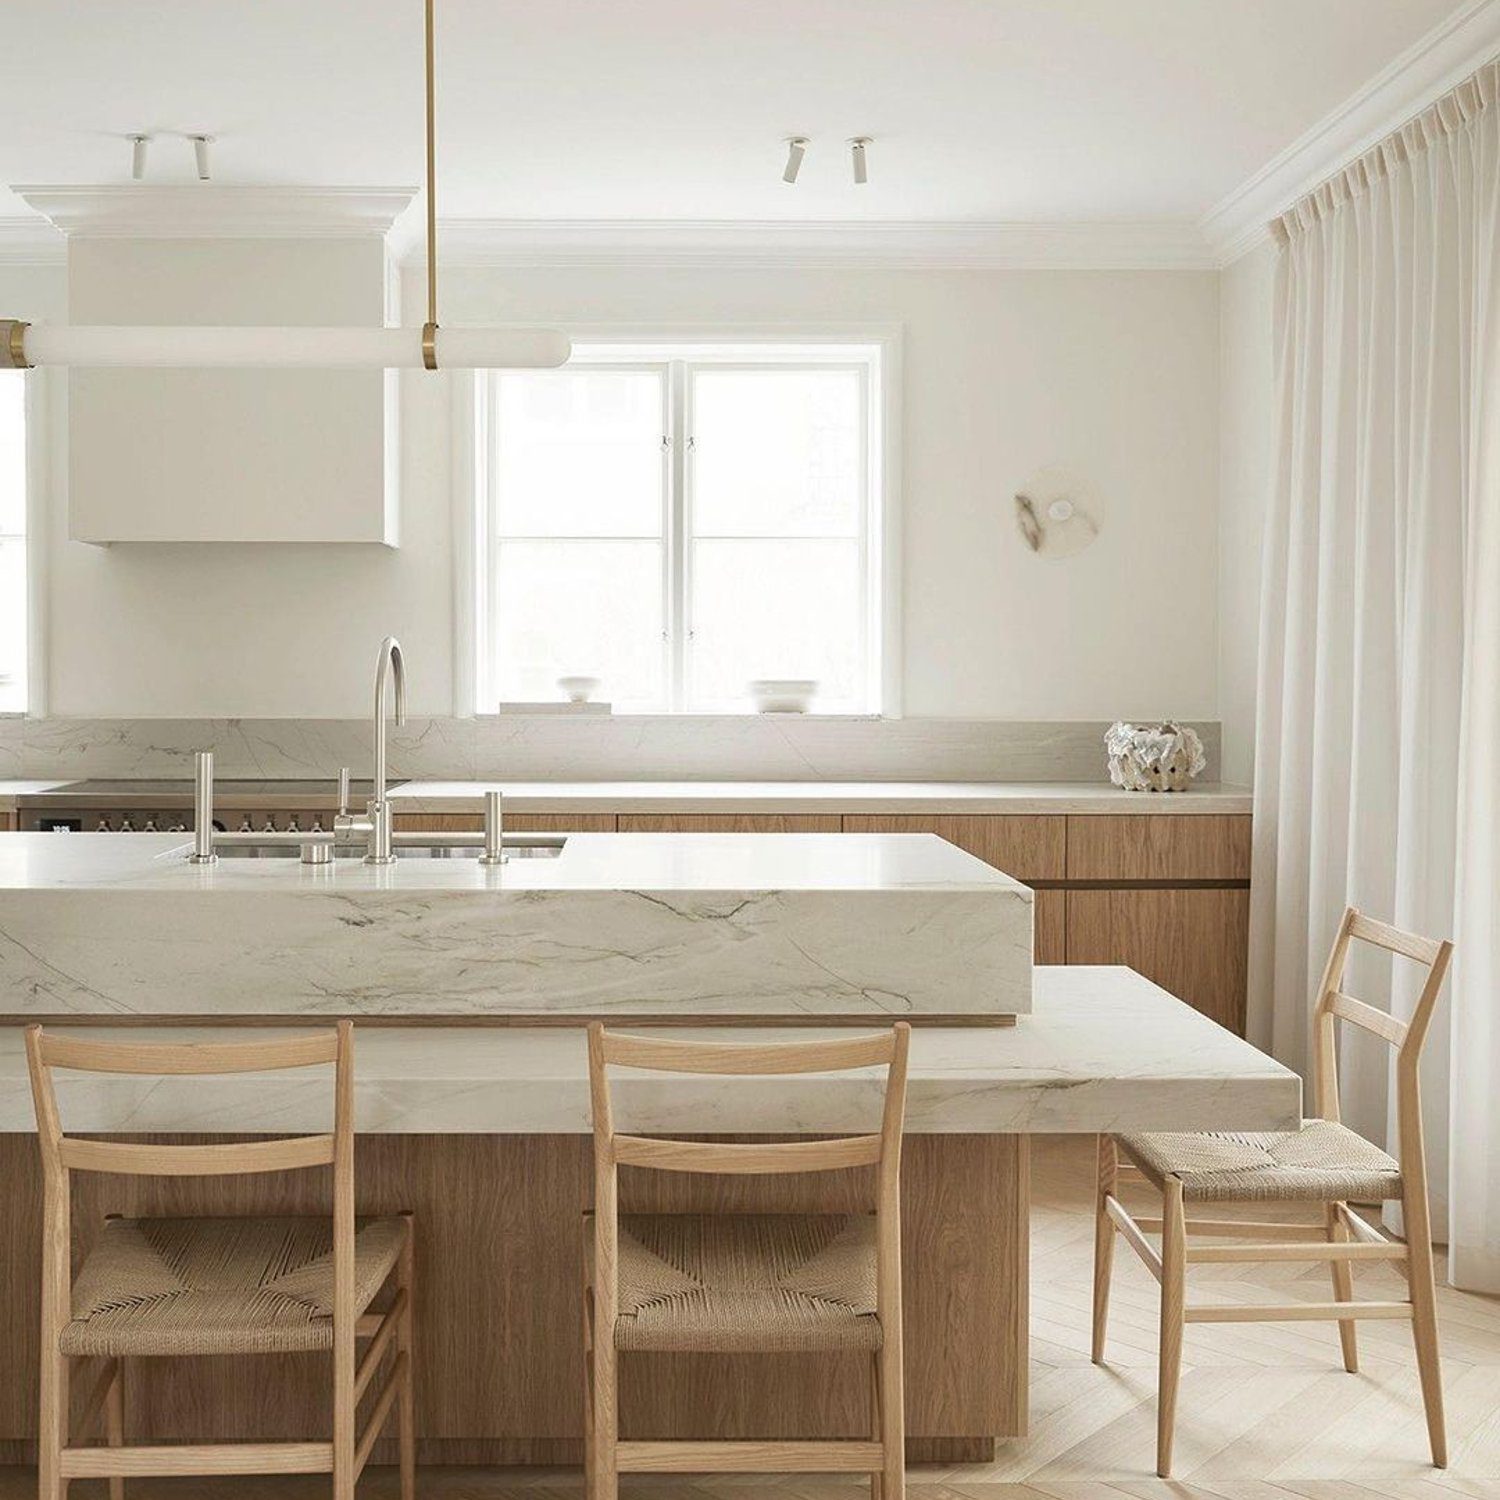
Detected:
left=16, top=324, right=571, bottom=370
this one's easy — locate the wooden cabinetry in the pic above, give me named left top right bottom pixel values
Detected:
left=1064, top=887, right=1249, bottom=1033
left=1066, top=815, right=1250, bottom=881
left=393, top=813, right=617, bottom=833
left=618, top=813, right=841, bottom=833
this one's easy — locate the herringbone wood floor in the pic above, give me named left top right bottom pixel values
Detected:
left=4, top=1135, right=1497, bottom=1500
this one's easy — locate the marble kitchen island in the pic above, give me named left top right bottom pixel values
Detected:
left=0, top=830, right=1032, bottom=1022
left=0, top=832, right=1296, bottom=1466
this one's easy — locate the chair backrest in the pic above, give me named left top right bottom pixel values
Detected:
left=25, top=1023, right=357, bottom=1349
left=1310, top=907, right=1452, bottom=1172
left=586, top=1023, right=911, bottom=1324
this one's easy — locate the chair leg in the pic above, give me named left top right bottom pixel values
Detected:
left=1402, top=1184, right=1448, bottom=1468
left=582, top=1277, right=596, bottom=1500
left=592, top=1328, right=618, bottom=1500
left=1092, top=1134, right=1117, bottom=1364
left=869, top=1352, right=884, bottom=1500
left=879, top=1330, right=905, bottom=1500
left=1325, top=1202, right=1358, bottom=1373
left=105, top=1360, right=125, bottom=1500
left=397, top=1216, right=417, bottom=1500
left=37, top=1349, right=67, bottom=1500
left=1156, top=1177, right=1186, bottom=1479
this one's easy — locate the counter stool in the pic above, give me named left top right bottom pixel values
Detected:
left=24, top=1021, right=415, bottom=1500
left=1092, top=907, right=1452, bottom=1477
left=583, top=1022, right=910, bottom=1499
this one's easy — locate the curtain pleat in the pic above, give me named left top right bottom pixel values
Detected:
left=1252, top=57, right=1500, bottom=1291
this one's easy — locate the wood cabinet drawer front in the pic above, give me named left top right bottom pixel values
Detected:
left=394, top=813, right=616, bottom=832
left=1033, top=890, right=1066, bottom=964
left=842, top=815, right=1065, bottom=882
left=1065, top=887, right=1249, bottom=1033
left=619, top=813, right=841, bottom=833
left=1065, top=814, right=1251, bottom=881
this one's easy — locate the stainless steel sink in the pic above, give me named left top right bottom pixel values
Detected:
left=199, top=840, right=566, bottom=861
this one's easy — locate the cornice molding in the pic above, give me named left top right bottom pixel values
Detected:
left=398, top=217, right=1216, bottom=271
left=0, top=217, right=64, bottom=264
left=1203, top=0, right=1500, bottom=263
left=12, top=185, right=417, bottom=240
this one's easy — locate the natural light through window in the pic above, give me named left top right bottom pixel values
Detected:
left=0, top=373, right=25, bottom=714
left=479, top=342, right=884, bottom=715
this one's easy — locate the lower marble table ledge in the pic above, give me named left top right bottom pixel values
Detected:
left=0, top=966, right=1300, bottom=1136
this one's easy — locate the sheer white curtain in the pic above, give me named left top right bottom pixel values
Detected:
left=1250, top=59, right=1500, bottom=1294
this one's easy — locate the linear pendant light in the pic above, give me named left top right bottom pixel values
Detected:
left=0, top=0, right=570, bottom=373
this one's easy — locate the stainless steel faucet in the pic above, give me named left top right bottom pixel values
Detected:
left=365, top=636, right=406, bottom=864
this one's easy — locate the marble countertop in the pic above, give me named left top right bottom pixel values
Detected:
left=0, top=832, right=1034, bottom=1020
left=387, top=779, right=1253, bottom=815
left=0, top=830, right=1022, bottom=894
left=0, top=967, right=1299, bottom=1135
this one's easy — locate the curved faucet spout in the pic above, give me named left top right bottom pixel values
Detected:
left=368, top=636, right=407, bottom=864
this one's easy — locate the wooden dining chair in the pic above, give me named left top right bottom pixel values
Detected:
left=1092, top=906, right=1452, bottom=1477
left=24, top=1021, right=415, bottom=1500
left=584, top=1022, right=910, bottom=1499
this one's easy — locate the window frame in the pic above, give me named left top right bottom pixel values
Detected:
left=464, top=327, right=901, bottom=718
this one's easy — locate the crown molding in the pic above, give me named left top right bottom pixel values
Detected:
left=397, top=217, right=1216, bottom=270
left=1203, top=0, right=1500, bottom=263
left=0, top=216, right=64, bottom=265
left=12, top=185, right=417, bottom=240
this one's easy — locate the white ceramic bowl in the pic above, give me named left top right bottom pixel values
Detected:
left=748, top=678, right=818, bottom=714
left=557, top=675, right=601, bottom=704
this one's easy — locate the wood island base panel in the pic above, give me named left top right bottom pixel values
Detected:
left=0, top=1132, right=1026, bottom=1465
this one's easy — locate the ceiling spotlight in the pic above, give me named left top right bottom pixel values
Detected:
left=191, top=135, right=213, bottom=181
left=782, top=136, right=808, bottom=184
left=129, top=134, right=150, bottom=180
left=849, top=137, right=870, bottom=185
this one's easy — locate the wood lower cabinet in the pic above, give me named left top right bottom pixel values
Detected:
left=393, top=813, right=617, bottom=833
left=841, top=814, right=1064, bottom=883
left=618, top=813, right=841, bottom=833
left=1064, top=887, right=1250, bottom=1033
left=1066, top=814, right=1251, bottom=881
left=0, top=811, right=14, bottom=832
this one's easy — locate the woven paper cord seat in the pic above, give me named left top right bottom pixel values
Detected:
left=1118, top=1118, right=1403, bottom=1203
left=609, top=1213, right=881, bottom=1354
left=60, top=1215, right=408, bottom=1357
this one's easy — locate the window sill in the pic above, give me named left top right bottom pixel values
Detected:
left=479, top=711, right=888, bottom=723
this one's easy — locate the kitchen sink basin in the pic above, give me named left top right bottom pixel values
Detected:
left=198, top=840, right=566, bottom=861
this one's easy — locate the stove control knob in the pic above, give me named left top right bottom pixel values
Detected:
left=261, top=816, right=278, bottom=834
left=119, top=817, right=135, bottom=833
left=238, top=816, right=253, bottom=833
left=96, top=818, right=112, bottom=833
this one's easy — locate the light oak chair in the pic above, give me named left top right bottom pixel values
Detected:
left=24, top=1021, right=415, bottom=1500
left=584, top=1022, right=910, bottom=1499
left=1092, top=907, right=1452, bottom=1477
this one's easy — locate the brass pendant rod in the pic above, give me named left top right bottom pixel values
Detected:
left=422, top=0, right=439, bottom=368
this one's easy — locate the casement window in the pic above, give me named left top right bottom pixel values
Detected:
left=0, top=372, right=25, bottom=714
left=475, top=341, right=889, bottom=714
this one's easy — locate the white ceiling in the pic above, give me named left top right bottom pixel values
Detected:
left=0, top=0, right=1473, bottom=230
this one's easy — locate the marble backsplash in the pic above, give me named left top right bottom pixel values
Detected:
left=0, top=715, right=1221, bottom=784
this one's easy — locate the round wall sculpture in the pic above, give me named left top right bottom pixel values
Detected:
left=1012, top=465, right=1103, bottom=559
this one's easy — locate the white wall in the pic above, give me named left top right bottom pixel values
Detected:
left=1216, top=241, right=1278, bottom=784
left=3, top=254, right=1222, bottom=723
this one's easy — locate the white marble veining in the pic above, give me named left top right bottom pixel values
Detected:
left=0, top=715, right=1223, bottom=784
left=388, top=779, right=1251, bottom=815
left=0, top=968, right=1299, bottom=1136
left=0, top=832, right=1033, bottom=1019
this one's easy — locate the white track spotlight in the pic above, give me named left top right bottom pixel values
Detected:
left=191, top=135, right=213, bottom=181
left=782, top=136, right=808, bottom=184
left=129, top=134, right=150, bottom=180
left=849, top=137, right=870, bottom=184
